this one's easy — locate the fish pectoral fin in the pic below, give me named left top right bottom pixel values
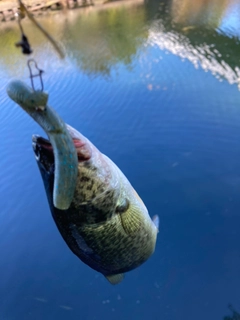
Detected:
left=105, top=273, right=124, bottom=285
left=120, top=205, right=142, bottom=236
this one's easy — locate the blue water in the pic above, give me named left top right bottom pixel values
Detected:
left=0, top=0, right=240, bottom=319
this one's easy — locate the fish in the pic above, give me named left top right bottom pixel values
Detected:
left=7, top=80, right=159, bottom=284
left=33, top=125, right=159, bottom=284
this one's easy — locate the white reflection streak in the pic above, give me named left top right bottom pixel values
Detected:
left=147, top=23, right=240, bottom=88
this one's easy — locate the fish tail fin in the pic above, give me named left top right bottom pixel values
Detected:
left=105, top=273, right=124, bottom=285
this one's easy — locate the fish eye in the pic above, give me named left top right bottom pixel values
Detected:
left=115, top=198, right=130, bottom=214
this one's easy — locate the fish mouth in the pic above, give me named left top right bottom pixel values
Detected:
left=32, top=129, right=92, bottom=172
left=32, top=135, right=55, bottom=173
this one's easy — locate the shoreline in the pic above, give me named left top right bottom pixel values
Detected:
left=0, top=0, right=122, bottom=22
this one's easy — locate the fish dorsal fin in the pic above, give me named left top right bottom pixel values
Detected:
left=105, top=273, right=124, bottom=285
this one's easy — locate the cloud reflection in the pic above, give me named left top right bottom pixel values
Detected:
left=0, top=0, right=240, bottom=87
left=146, top=0, right=240, bottom=88
left=148, top=21, right=240, bottom=87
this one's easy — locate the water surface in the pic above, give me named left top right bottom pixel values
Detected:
left=0, top=0, right=240, bottom=319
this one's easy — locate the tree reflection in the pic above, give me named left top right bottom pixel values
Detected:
left=0, top=1, right=148, bottom=76
left=145, top=0, right=240, bottom=87
left=170, top=0, right=229, bottom=28
left=62, top=1, right=148, bottom=76
left=1, top=0, right=240, bottom=82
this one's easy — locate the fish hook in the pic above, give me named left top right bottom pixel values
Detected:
left=27, top=59, right=44, bottom=92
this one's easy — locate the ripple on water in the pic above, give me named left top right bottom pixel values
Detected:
left=148, top=19, right=240, bottom=88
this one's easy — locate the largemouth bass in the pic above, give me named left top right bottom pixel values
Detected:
left=7, top=80, right=159, bottom=284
